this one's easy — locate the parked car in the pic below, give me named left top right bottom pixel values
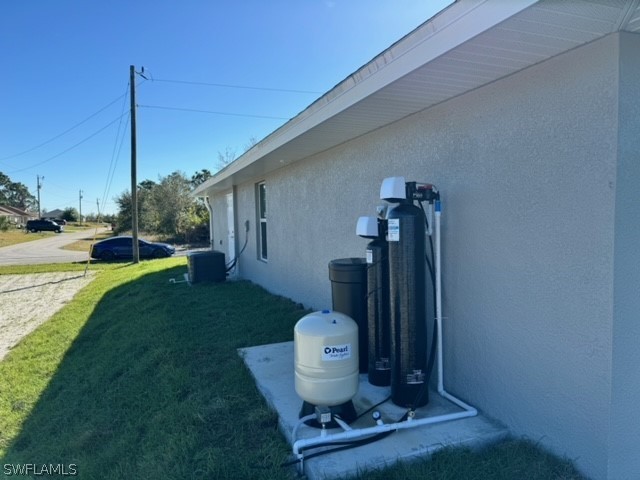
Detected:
left=25, top=219, right=64, bottom=233
left=90, top=236, right=175, bottom=260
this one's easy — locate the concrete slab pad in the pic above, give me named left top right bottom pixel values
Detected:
left=239, top=341, right=509, bottom=480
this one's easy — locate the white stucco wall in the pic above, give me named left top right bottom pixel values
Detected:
left=204, top=33, right=638, bottom=479
left=608, top=32, right=640, bottom=479
left=209, top=189, right=230, bottom=256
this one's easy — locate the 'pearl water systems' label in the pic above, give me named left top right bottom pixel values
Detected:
left=322, top=344, right=352, bottom=361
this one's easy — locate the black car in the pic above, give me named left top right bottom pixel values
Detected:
left=26, top=219, right=64, bottom=233
left=90, top=236, right=175, bottom=260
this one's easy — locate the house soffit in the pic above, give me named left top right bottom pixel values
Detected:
left=194, top=0, right=640, bottom=196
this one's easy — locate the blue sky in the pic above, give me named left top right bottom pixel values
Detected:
left=1, top=1, right=451, bottom=215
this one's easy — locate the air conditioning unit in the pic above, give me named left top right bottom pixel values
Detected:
left=187, top=251, right=226, bottom=283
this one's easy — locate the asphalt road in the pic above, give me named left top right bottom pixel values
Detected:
left=0, top=229, right=201, bottom=266
left=0, top=228, right=108, bottom=266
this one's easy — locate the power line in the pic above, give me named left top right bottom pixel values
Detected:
left=7, top=113, right=128, bottom=174
left=151, top=77, right=321, bottom=95
left=137, top=104, right=289, bottom=120
left=101, top=82, right=131, bottom=215
left=0, top=93, right=127, bottom=163
left=101, top=113, right=130, bottom=213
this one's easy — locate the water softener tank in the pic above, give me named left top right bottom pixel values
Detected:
left=367, top=221, right=391, bottom=386
left=384, top=178, right=428, bottom=408
left=357, top=216, right=391, bottom=387
left=294, top=310, right=359, bottom=407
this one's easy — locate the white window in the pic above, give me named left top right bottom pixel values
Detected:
left=257, top=182, right=267, bottom=261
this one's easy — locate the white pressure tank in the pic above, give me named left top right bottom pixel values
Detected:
left=294, top=310, right=359, bottom=407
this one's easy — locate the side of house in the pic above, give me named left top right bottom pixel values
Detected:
left=194, top=3, right=640, bottom=478
left=0, top=205, right=36, bottom=227
left=608, top=31, right=640, bottom=478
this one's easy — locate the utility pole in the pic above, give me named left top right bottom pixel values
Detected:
left=37, top=175, right=44, bottom=218
left=130, top=65, right=140, bottom=263
left=79, top=189, right=83, bottom=225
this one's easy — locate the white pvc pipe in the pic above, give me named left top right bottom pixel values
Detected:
left=333, top=416, right=353, bottom=431
left=426, top=202, right=434, bottom=236
left=434, top=200, right=477, bottom=416
left=292, top=414, right=316, bottom=444
left=204, top=196, right=214, bottom=250
left=435, top=202, right=445, bottom=392
left=293, top=409, right=476, bottom=456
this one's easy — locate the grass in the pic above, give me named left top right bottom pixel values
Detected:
left=0, top=223, right=102, bottom=248
left=348, top=439, right=584, bottom=480
left=0, top=229, right=57, bottom=248
left=62, top=231, right=113, bottom=252
left=0, top=261, right=119, bottom=275
left=0, top=259, right=303, bottom=479
left=0, top=260, right=586, bottom=479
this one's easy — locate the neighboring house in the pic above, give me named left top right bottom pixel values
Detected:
left=44, top=208, right=65, bottom=220
left=193, top=1, right=640, bottom=479
left=0, top=205, right=36, bottom=227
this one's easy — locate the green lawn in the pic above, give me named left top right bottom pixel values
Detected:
left=0, top=260, right=585, bottom=479
left=0, top=223, right=100, bottom=248
left=0, top=229, right=56, bottom=248
left=61, top=231, right=113, bottom=252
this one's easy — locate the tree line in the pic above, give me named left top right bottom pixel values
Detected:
left=114, top=169, right=211, bottom=243
left=0, top=172, right=36, bottom=211
left=1, top=169, right=214, bottom=243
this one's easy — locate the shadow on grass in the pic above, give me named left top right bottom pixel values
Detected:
left=1, top=265, right=306, bottom=479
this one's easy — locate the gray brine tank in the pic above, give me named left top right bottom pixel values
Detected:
left=328, top=258, right=368, bottom=373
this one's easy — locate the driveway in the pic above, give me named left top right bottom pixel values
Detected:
left=0, top=228, right=108, bottom=266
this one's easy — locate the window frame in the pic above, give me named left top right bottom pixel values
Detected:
left=257, top=181, right=268, bottom=261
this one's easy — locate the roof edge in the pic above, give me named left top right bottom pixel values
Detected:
left=194, top=0, right=539, bottom=197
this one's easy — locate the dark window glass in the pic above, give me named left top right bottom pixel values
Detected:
left=260, top=222, right=268, bottom=260
left=258, top=182, right=267, bottom=260
left=259, top=183, right=267, bottom=219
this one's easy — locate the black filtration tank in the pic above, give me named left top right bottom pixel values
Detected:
left=387, top=200, right=428, bottom=407
left=366, top=220, right=391, bottom=386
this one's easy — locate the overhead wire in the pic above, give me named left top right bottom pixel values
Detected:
left=151, top=77, right=321, bottom=95
left=3, top=74, right=303, bottom=174
left=101, top=81, right=132, bottom=214
left=7, top=113, right=129, bottom=174
left=83, top=80, right=134, bottom=276
left=137, top=104, right=289, bottom=121
left=100, top=113, right=130, bottom=213
left=138, top=72, right=309, bottom=120
left=2, top=72, right=310, bottom=216
left=97, top=78, right=147, bottom=217
left=0, top=92, right=130, bottom=163
left=2, top=74, right=311, bottom=169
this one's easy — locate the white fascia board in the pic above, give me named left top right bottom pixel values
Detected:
left=195, top=0, right=539, bottom=195
left=276, top=0, right=540, bottom=135
left=192, top=181, right=213, bottom=197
